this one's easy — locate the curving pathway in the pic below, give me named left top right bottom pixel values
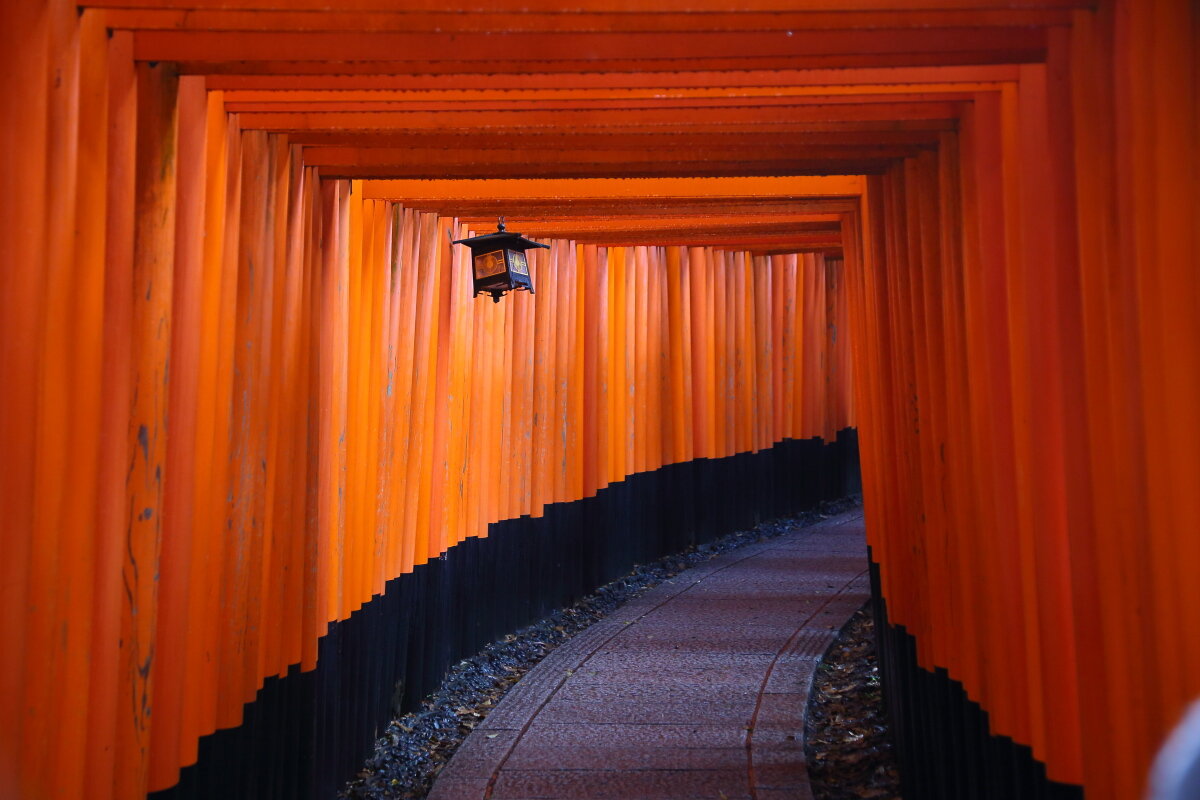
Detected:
left=429, top=510, right=869, bottom=800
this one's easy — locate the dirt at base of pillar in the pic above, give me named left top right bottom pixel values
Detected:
left=805, top=605, right=903, bottom=800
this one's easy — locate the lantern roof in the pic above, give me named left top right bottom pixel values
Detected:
left=452, top=218, right=551, bottom=253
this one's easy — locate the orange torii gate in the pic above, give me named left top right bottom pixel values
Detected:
left=0, top=3, right=1196, bottom=800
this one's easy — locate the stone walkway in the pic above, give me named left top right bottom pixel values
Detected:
left=428, top=510, right=870, bottom=800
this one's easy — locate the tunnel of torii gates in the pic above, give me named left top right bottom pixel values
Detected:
left=0, top=1, right=1196, bottom=800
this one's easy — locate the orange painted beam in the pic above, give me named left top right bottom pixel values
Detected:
left=363, top=176, right=865, bottom=201
left=233, top=102, right=962, bottom=134
left=384, top=198, right=861, bottom=220
left=100, top=8, right=1073, bottom=34
left=241, top=130, right=943, bottom=148
left=606, top=234, right=844, bottom=247
left=220, top=81, right=1001, bottom=109
left=176, top=50, right=1044, bottom=76
left=319, top=162, right=896, bottom=181
left=202, top=64, right=1021, bottom=91
left=286, top=121, right=956, bottom=147
left=133, top=28, right=1046, bottom=64
left=228, top=94, right=972, bottom=113
left=81, top=0, right=1090, bottom=11
left=482, top=219, right=842, bottom=239
left=300, top=145, right=925, bottom=167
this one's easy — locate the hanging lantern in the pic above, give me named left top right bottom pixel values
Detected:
left=451, top=217, right=550, bottom=302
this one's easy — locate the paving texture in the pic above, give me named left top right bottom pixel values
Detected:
left=428, top=510, right=869, bottom=800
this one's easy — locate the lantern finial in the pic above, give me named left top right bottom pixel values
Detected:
left=497, top=216, right=506, bottom=233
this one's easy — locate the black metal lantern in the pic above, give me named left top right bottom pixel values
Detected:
left=451, top=217, right=550, bottom=302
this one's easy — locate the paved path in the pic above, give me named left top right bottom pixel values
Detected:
left=429, top=510, right=870, bottom=800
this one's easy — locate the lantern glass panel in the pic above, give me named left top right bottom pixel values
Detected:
left=509, top=250, right=529, bottom=276
left=474, top=250, right=507, bottom=280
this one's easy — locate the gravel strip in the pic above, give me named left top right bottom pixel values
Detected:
left=341, top=496, right=862, bottom=800
left=804, top=605, right=903, bottom=800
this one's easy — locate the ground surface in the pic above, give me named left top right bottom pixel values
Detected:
left=343, top=501, right=868, bottom=800
left=420, top=509, right=870, bottom=800
left=805, top=608, right=903, bottom=800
